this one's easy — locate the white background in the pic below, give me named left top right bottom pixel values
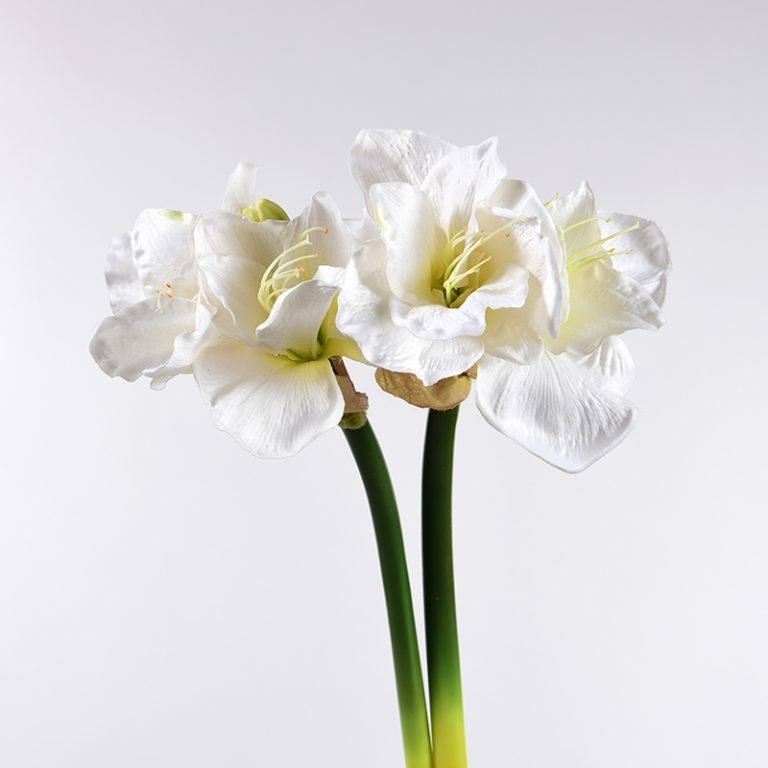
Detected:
left=2, top=0, right=766, bottom=765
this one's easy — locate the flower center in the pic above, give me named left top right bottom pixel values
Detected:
left=257, top=227, right=328, bottom=312
left=439, top=219, right=520, bottom=307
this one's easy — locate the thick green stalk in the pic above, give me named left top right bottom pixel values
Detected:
left=342, top=421, right=432, bottom=768
left=422, top=406, right=467, bottom=768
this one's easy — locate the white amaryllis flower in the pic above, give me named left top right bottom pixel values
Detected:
left=476, top=181, right=670, bottom=471
left=90, top=208, right=210, bottom=389
left=337, top=129, right=563, bottom=387
left=193, top=168, right=359, bottom=458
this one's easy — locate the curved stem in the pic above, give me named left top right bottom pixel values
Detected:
left=422, top=406, right=467, bottom=768
left=342, top=421, right=432, bottom=768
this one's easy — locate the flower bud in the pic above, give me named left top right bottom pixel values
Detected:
left=241, top=198, right=290, bottom=222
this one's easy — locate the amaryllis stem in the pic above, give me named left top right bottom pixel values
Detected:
left=342, top=420, right=432, bottom=768
left=422, top=406, right=467, bottom=768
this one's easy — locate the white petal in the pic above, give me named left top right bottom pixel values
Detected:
left=351, top=129, right=456, bottom=207
left=349, top=211, right=380, bottom=243
left=255, top=266, right=344, bottom=359
left=599, top=211, right=670, bottom=306
left=193, top=340, right=344, bottom=458
left=549, top=261, right=664, bottom=355
left=485, top=179, right=559, bottom=244
left=473, top=210, right=562, bottom=338
left=389, top=260, right=529, bottom=341
left=195, top=211, right=283, bottom=341
left=336, top=240, right=484, bottom=386
left=482, top=179, right=567, bottom=329
left=149, top=301, right=216, bottom=390
left=132, top=209, right=198, bottom=300
left=548, top=181, right=600, bottom=258
left=222, top=161, right=259, bottom=215
left=482, top=307, right=545, bottom=365
left=421, top=139, right=507, bottom=235
left=476, top=338, right=636, bottom=472
left=105, top=232, right=144, bottom=313
left=369, top=183, right=441, bottom=304
left=90, top=298, right=197, bottom=382
left=282, top=192, right=356, bottom=270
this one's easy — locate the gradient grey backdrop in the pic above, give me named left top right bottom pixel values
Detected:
left=2, top=0, right=766, bottom=765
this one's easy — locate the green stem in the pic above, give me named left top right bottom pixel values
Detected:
left=422, top=407, right=467, bottom=768
left=343, top=420, right=432, bottom=768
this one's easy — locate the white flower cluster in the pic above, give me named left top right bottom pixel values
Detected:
left=91, top=130, right=670, bottom=471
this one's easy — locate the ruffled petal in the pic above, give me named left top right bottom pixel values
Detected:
left=389, top=260, right=529, bottom=341
left=193, top=340, right=344, bottom=458
left=599, top=211, right=670, bottom=306
left=132, top=209, right=198, bottom=300
left=282, top=192, right=357, bottom=270
left=482, top=307, right=545, bottom=365
left=255, top=266, right=344, bottom=359
left=351, top=129, right=456, bottom=207
left=336, top=240, right=484, bottom=386
left=90, top=298, right=197, bottom=382
left=420, top=139, right=507, bottom=235
left=481, top=179, right=566, bottom=330
left=484, top=179, right=560, bottom=245
left=473, top=210, right=562, bottom=338
left=548, top=182, right=601, bottom=258
left=549, top=261, right=664, bottom=355
left=149, top=301, right=216, bottom=389
left=222, top=161, right=260, bottom=215
left=369, top=183, right=441, bottom=304
left=195, top=211, right=283, bottom=341
left=476, top=337, right=636, bottom=472
left=105, top=232, right=144, bottom=313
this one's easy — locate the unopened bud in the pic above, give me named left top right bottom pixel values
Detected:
left=241, top=198, right=290, bottom=222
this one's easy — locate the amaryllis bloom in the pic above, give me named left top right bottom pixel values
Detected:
left=90, top=208, right=209, bottom=388
left=337, top=129, right=562, bottom=387
left=192, top=166, right=360, bottom=458
left=476, top=181, right=670, bottom=471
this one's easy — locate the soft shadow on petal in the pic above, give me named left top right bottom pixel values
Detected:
left=222, top=161, right=259, bottom=214
left=90, top=298, right=197, bottom=382
left=281, top=192, right=356, bottom=270
left=132, top=209, right=198, bottom=300
left=351, top=129, right=456, bottom=207
left=476, top=337, right=637, bottom=472
left=195, top=211, right=283, bottom=341
left=193, top=341, right=344, bottom=458
left=255, top=267, right=344, bottom=358
left=389, top=261, right=529, bottom=341
left=369, top=183, right=441, bottom=305
left=336, top=241, right=484, bottom=386
left=421, top=139, right=507, bottom=235
left=478, top=188, right=564, bottom=336
left=149, top=302, right=217, bottom=390
left=599, top=211, right=671, bottom=307
left=549, top=261, right=664, bottom=356
left=548, top=181, right=601, bottom=258
left=482, top=307, right=545, bottom=365
left=105, top=232, right=144, bottom=314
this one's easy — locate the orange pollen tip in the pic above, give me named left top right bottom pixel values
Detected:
left=323, top=227, right=329, bottom=235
